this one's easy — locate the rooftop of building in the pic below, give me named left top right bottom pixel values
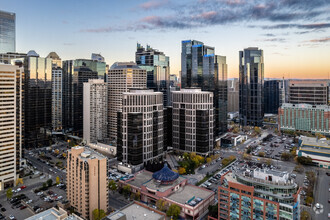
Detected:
left=289, top=80, right=328, bottom=86
left=127, top=170, right=186, bottom=192
left=110, top=62, right=141, bottom=70
left=106, top=202, right=165, bottom=220
left=26, top=208, right=82, bottom=220
left=71, top=146, right=107, bottom=161
left=300, top=136, right=330, bottom=148
left=221, top=133, right=241, bottom=139
left=281, top=103, right=330, bottom=110
left=166, top=184, right=213, bottom=205
left=172, top=88, right=213, bottom=94
left=124, top=88, right=162, bottom=95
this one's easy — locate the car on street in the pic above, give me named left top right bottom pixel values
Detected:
left=9, top=215, right=15, bottom=220
left=1, top=208, right=6, bottom=212
left=315, top=203, right=321, bottom=209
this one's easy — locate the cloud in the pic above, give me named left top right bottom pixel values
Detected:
left=263, top=33, right=276, bottom=37
left=80, top=0, right=330, bottom=33
left=261, top=38, right=286, bottom=42
left=138, top=0, right=170, bottom=10
left=63, top=43, right=74, bottom=46
left=309, top=37, right=330, bottom=43
left=251, top=23, right=330, bottom=30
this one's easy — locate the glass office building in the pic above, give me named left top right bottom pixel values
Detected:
left=264, top=80, right=284, bottom=114
left=0, top=10, right=15, bottom=53
left=239, top=47, right=264, bottom=127
left=136, top=43, right=170, bottom=106
left=181, top=40, right=228, bottom=136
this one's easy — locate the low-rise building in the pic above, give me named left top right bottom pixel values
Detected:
left=119, top=164, right=214, bottom=219
left=297, top=136, right=330, bottom=168
left=220, top=133, right=247, bottom=148
left=218, top=169, right=300, bottom=220
left=105, top=201, right=166, bottom=220
left=278, top=103, right=330, bottom=135
left=26, top=207, right=83, bottom=220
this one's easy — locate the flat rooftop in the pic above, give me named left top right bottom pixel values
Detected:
left=166, top=185, right=213, bottom=205
left=26, top=208, right=82, bottom=220
left=106, top=203, right=165, bottom=220
left=127, top=171, right=186, bottom=192
left=300, top=136, right=330, bottom=149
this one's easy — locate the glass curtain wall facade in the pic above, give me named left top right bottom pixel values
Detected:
left=0, top=10, right=15, bottom=53
left=136, top=43, right=170, bottom=107
left=181, top=40, right=228, bottom=136
left=239, top=47, right=264, bottom=127
left=215, top=55, right=228, bottom=134
left=264, top=80, right=281, bottom=114
left=16, top=54, right=52, bottom=148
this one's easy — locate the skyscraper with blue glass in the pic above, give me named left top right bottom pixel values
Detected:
left=0, top=10, right=15, bottom=53
left=181, top=40, right=228, bottom=136
left=136, top=43, right=170, bottom=107
left=239, top=47, right=264, bottom=127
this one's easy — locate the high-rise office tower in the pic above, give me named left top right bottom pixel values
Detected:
left=0, top=10, right=15, bottom=53
left=47, top=52, right=63, bottom=132
left=51, top=67, right=62, bottom=131
left=15, top=51, right=52, bottom=148
left=264, top=79, right=284, bottom=114
left=72, top=66, right=98, bottom=137
left=67, top=146, right=108, bottom=219
left=117, top=89, right=163, bottom=167
left=108, top=62, right=146, bottom=141
left=136, top=43, right=170, bottom=106
left=83, top=79, right=108, bottom=144
left=214, top=55, right=228, bottom=134
left=172, top=88, right=214, bottom=155
left=46, top=52, right=62, bottom=68
left=0, top=52, right=26, bottom=64
left=62, top=59, right=106, bottom=133
left=239, top=47, right=264, bottom=127
left=227, top=78, right=239, bottom=113
left=288, top=80, right=328, bottom=105
left=0, top=63, right=23, bottom=191
left=181, top=40, right=228, bottom=136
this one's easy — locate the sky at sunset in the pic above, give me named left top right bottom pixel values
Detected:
left=1, top=0, right=330, bottom=79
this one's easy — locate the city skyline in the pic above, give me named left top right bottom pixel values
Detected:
left=1, top=0, right=329, bottom=79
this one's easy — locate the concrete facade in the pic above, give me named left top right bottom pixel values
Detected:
left=67, top=147, right=108, bottom=219
left=83, top=79, right=108, bottom=144
left=0, top=64, right=21, bottom=191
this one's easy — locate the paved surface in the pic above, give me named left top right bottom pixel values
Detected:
left=108, top=192, right=129, bottom=210
left=314, top=168, right=329, bottom=220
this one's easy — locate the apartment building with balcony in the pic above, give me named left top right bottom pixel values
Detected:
left=218, top=169, right=300, bottom=220
left=67, top=146, right=108, bottom=219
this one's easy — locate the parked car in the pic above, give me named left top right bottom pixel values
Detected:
left=315, top=203, right=321, bottom=209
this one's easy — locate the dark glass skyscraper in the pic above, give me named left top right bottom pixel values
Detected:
left=16, top=51, right=52, bottom=148
left=181, top=40, right=227, bottom=136
left=135, top=43, right=170, bottom=106
left=215, top=55, right=228, bottom=134
left=0, top=10, right=15, bottom=53
left=239, top=47, right=264, bottom=127
left=264, top=80, right=284, bottom=114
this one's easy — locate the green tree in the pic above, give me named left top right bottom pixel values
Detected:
left=266, top=158, right=272, bottom=166
left=243, top=153, right=252, bottom=161
left=206, top=157, right=212, bottom=164
left=290, top=147, right=297, bottom=158
left=300, top=210, right=311, bottom=220
left=254, top=126, right=261, bottom=135
left=6, top=188, right=13, bottom=200
left=156, top=199, right=166, bottom=211
left=47, top=179, right=53, bottom=187
left=42, top=182, right=48, bottom=189
left=258, top=151, right=265, bottom=157
left=122, top=185, right=131, bottom=198
left=92, top=209, right=106, bottom=220
left=178, top=167, right=186, bottom=175
left=297, top=156, right=313, bottom=165
left=134, top=191, right=141, bottom=200
left=166, top=204, right=181, bottom=219
left=305, top=196, right=313, bottom=205
left=108, top=180, right=118, bottom=193
left=208, top=204, right=218, bottom=219
left=281, top=152, right=291, bottom=161
left=56, top=176, right=60, bottom=185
